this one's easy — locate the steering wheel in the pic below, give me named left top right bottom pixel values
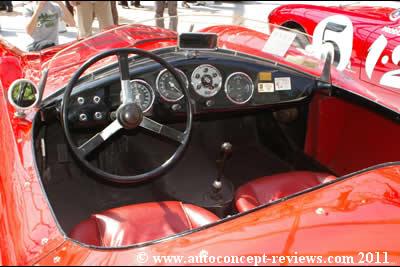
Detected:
left=61, top=48, right=193, bottom=183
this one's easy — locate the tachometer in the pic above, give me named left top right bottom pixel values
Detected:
left=191, top=64, right=222, bottom=98
left=156, top=68, right=189, bottom=102
left=224, top=72, right=254, bottom=104
left=129, top=79, right=155, bottom=112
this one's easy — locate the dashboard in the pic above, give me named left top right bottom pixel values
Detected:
left=61, top=48, right=316, bottom=128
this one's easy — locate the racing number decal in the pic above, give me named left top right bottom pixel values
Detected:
left=366, top=34, right=400, bottom=89
left=314, top=15, right=400, bottom=90
left=313, top=15, right=354, bottom=71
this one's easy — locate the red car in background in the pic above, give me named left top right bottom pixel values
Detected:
left=269, top=4, right=400, bottom=93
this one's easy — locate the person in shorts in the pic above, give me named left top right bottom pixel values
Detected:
left=70, top=1, right=114, bottom=38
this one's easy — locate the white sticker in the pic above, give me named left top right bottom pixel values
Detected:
left=258, top=83, right=274, bottom=93
left=262, top=28, right=297, bottom=57
left=275, top=77, right=291, bottom=91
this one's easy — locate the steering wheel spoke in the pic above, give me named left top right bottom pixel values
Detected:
left=78, top=119, right=123, bottom=157
left=140, top=116, right=185, bottom=144
left=118, top=53, right=135, bottom=105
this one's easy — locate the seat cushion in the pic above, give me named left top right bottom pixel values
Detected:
left=235, top=171, right=336, bottom=212
left=70, top=201, right=219, bottom=247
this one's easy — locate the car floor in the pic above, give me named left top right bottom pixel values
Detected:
left=39, top=112, right=308, bottom=234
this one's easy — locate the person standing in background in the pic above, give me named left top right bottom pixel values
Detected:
left=65, top=1, right=74, bottom=16
left=25, top=1, right=75, bottom=51
left=111, top=1, right=119, bottom=25
left=181, top=1, right=190, bottom=8
left=70, top=1, right=114, bottom=38
left=131, top=1, right=143, bottom=8
left=118, top=1, right=129, bottom=9
left=0, top=1, right=13, bottom=12
left=155, top=1, right=177, bottom=31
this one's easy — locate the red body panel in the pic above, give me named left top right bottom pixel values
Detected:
left=305, top=92, right=400, bottom=176
left=0, top=85, right=64, bottom=265
left=1, top=17, right=400, bottom=265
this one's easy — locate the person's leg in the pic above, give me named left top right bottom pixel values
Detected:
left=110, top=1, right=118, bottom=25
left=94, top=1, right=114, bottom=32
left=155, top=1, right=165, bottom=29
left=119, top=1, right=129, bottom=8
left=133, top=1, right=143, bottom=8
left=167, top=1, right=178, bottom=31
left=5, top=0, right=12, bottom=12
left=75, top=2, right=95, bottom=38
left=65, top=1, right=74, bottom=16
left=182, top=1, right=190, bottom=8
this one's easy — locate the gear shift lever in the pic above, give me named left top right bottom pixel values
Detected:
left=212, top=142, right=233, bottom=194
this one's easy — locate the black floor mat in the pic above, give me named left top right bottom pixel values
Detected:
left=41, top=114, right=293, bottom=233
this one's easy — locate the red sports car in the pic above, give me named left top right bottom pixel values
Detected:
left=0, top=15, right=399, bottom=265
left=269, top=4, right=400, bottom=107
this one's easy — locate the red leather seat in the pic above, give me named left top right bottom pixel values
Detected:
left=70, top=201, right=219, bottom=247
left=235, top=171, right=336, bottom=212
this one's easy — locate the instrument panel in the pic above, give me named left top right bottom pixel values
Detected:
left=225, top=72, right=254, bottom=105
left=155, top=68, right=188, bottom=102
left=67, top=50, right=315, bottom=127
left=191, top=64, right=223, bottom=98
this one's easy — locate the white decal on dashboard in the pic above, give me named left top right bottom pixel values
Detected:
left=258, top=83, right=274, bottom=93
left=275, top=77, right=292, bottom=91
left=312, top=15, right=353, bottom=71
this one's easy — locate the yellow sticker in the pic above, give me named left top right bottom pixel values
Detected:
left=259, top=72, right=272, bottom=81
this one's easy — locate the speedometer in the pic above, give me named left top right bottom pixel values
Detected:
left=156, top=68, right=189, bottom=102
left=224, top=72, right=254, bottom=104
left=191, top=64, right=222, bottom=98
left=129, top=79, right=155, bottom=112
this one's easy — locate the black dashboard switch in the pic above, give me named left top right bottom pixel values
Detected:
left=172, top=104, right=182, bottom=111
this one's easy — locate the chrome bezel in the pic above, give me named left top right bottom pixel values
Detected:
left=191, top=64, right=222, bottom=98
left=155, top=68, right=188, bottom=102
left=224, top=72, right=254, bottom=105
left=7, top=79, right=39, bottom=110
left=129, top=79, right=155, bottom=113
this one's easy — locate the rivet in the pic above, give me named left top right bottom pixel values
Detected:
left=24, top=181, right=31, bottom=188
left=41, top=238, right=48, bottom=245
left=315, top=207, right=327, bottom=215
left=53, top=256, right=61, bottom=264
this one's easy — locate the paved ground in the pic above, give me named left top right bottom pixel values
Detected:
left=1, top=1, right=399, bottom=51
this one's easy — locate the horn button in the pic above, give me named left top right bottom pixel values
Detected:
left=117, top=103, right=143, bottom=129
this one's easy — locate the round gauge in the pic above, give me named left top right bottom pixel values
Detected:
left=156, top=68, right=189, bottom=102
left=191, top=64, right=222, bottom=98
left=224, top=72, right=254, bottom=105
left=129, top=79, right=155, bottom=112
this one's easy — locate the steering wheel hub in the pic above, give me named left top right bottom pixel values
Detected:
left=117, top=103, right=143, bottom=129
